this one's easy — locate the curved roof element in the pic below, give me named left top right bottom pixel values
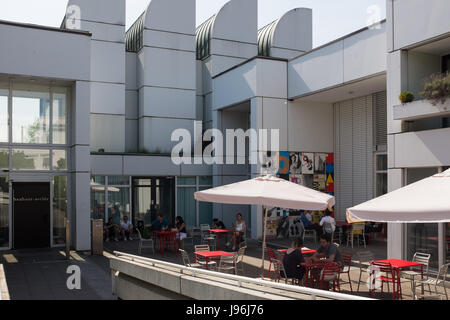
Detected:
left=258, top=8, right=313, bottom=59
left=126, top=12, right=145, bottom=52
left=196, top=15, right=216, bottom=60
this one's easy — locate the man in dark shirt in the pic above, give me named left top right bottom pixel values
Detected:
left=150, top=214, right=168, bottom=231
left=104, top=217, right=119, bottom=242
left=213, top=218, right=226, bottom=229
left=313, top=233, right=343, bottom=265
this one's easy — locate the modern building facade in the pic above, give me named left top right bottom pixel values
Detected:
left=0, top=0, right=448, bottom=271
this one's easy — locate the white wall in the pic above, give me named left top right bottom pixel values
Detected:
left=407, top=51, right=441, bottom=98
left=288, top=23, right=387, bottom=99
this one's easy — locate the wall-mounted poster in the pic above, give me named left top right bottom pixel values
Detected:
left=289, top=152, right=302, bottom=174
left=325, top=153, right=335, bottom=195
left=302, top=174, right=314, bottom=189
left=301, top=153, right=314, bottom=174
left=277, top=152, right=290, bottom=175
left=261, top=151, right=279, bottom=175
left=314, top=153, right=327, bottom=174
left=313, top=174, right=326, bottom=191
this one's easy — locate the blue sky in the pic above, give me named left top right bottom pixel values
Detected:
left=0, top=0, right=386, bottom=48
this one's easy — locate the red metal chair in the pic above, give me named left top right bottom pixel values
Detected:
left=266, top=247, right=278, bottom=279
left=319, top=262, right=341, bottom=292
left=339, top=252, right=354, bottom=292
left=369, top=261, right=402, bottom=300
left=161, top=231, right=178, bottom=256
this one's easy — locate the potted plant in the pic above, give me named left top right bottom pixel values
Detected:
left=399, top=91, right=414, bottom=104
left=420, top=72, right=450, bottom=106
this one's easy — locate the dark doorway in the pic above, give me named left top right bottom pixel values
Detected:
left=13, top=182, right=50, bottom=249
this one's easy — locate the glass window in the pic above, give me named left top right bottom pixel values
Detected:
left=91, top=176, right=106, bottom=185
left=407, top=223, right=439, bottom=269
left=177, top=187, right=196, bottom=227
left=376, top=173, right=387, bottom=197
left=0, top=176, right=9, bottom=248
left=12, top=88, right=50, bottom=144
left=53, top=176, right=67, bottom=245
left=53, top=90, right=67, bottom=145
left=0, top=148, right=8, bottom=170
left=0, top=85, right=8, bottom=143
left=12, top=149, right=50, bottom=170
left=134, top=186, right=152, bottom=224
left=133, top=179, right=151, bottom=186
left=52, top=149, right=67, bottom=171
left=178, top=177, right=196, bottom=186
left=199, top=176, right=213, bottom=186
left=107, top=187, right=130, bottom=225
left=199, top=186, right=212, bottom=225
left=108, top=176, right=129, bottom=186
left=376, top=154, right=388, bottom=171
left=91, top=186, right=106, bottom=220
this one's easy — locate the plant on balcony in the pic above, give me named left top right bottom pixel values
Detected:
left=420, top=72, right=450, bottom=105
left=398, top=91, right=414, bottom=104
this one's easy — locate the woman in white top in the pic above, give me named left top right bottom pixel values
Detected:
left=227, top=213, right=246, bottom=251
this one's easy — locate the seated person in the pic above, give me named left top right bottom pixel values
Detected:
left=175, top=216, right=187, bottom=240
left=282, top=237, right=307, bottom=282
left=312, top=233, right=343, bottom=266
left=120, top=216, right=134, bottom=241
left=319, top=209, right=336, bottom=234
left=150, top=214, right=169, bottom=231
left=301, top=211, right=323, bottom=239
left=212, top=218, right=226, bottom=229
left=104, top=217, right=119, bottom=242
left=226, top=213, right=246, bottom=251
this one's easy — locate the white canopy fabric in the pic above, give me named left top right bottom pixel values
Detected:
left=347, top=169, right=450, bottom=223
left=194, top=175, right=335, bottom=278
left=194, top=175, right=335, bottom=210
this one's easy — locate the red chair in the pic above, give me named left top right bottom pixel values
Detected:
left=339, top=252, right=354, bottom=293
left=369, top=261, right=402, bottom=300
left=266, top=247, right=278, bottom=279
left=319, top=262, right=341, bottom=292
left=161, top=232, right=178, bottom=256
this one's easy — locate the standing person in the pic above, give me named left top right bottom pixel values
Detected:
left=282, top=237, right=307, bottom=282
left=120, top=216, right=134, bottom=241
left=319, top=209, right=336, bottom=235
left=212, top=218, right=226, bottom=229
left=226, top=213, right=246, bottom=251
left=175, top=216, right=187, bottom=240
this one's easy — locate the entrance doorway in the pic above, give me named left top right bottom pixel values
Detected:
left=13, top=182, right=50, bottom=249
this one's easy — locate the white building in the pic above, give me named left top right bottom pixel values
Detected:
left=0, top=0, right=448, bottom=270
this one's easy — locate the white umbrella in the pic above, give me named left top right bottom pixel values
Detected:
left=194, top=175, right=335, bottom=278
left=347, top=169, right=450, bottom=223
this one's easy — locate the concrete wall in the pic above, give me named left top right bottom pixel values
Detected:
left=388, top=0, right=450, bottom=51
left=137, top=0, right=196, bottom=154
left=407, top=51, right=441, bottom=99
left=288, top=22, right=386, bottom=99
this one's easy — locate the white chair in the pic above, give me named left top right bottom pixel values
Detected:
left=400, top=252, right=431, bottom=293
left=413, top=263, right=449, bottom=300
left=136, top=228, right=155, bottom=255
left=347, top=223, right=366, bottom=248
left=356, top=250, right=375, bottom=291
left=190, top=227, right=202, bottom=245
left=179, top=249, right=202, bottom=268
left=235, top=246, right=247, bottom=276
left=218, top=253, right=238, bottom=275
left=301, top=221, right=317, bottom=245
left=194, top=244, right=217, bottom=270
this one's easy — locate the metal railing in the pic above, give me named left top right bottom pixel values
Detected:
left=112, top=251, right=374, bottom=301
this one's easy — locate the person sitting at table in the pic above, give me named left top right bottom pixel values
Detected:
left=301, top=211, right=323, bottom=240
left=149, top=214, right=169, bottom=231
left=282, top=237, right=307, bottom=282
left=175, top=216, right=187, bottom=240
left=226, top=213, right=246, bottom=251
left=104, top=217, right=119, bottom=242
left=312, top=233, right=343, bottom=265
left=120, top=216, right=133, bottom=241
left=212, top=218, right=226, bottom=229
left=319, top=209, right=336, bottom=235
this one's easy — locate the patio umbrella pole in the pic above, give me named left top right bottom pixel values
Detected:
left=260, top=206, right=268, bottom=279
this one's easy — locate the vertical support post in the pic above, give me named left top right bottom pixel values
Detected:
left=260, top=207, right=268, bottom=279
left=65, top=218, right=70, bottom=260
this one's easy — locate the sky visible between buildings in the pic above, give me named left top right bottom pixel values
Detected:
left=0, top=0, right=386, bottom=49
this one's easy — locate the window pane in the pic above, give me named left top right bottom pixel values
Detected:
left=0, top=148, right=8, bottom=170
left=53, top=91, right=67, bottom=145
left=199, top=187, right=212, bottom=225
left=199, top=176, right=212, bottom=186
left=13, top=89, right=50, bottom=144
left=376, top=173, right=387, bottom=197
left=91, top=176, right=105, bottom=185
left=108, top=188, right=130, bottom=225
left=0, top=85, right=8, bottom=143
left=108, top=176, right=129, bottom=186
left=52, top=150, right=67, bottom=171
left=53, top=176, right=67, bottom=245
left=177, top=187, right=196, bottom=227
left=407, top=223, right=439, bottom=269
left=91, top=187, right=106, bottom=221
left=134, top=186, right=152, bottom=224
left=12, top=149, right=50, bottom=170
left=133, top=179, right=151, bottom=186
left=178, top=177, right=196, bottom=186
left=376, top=154, right=387, bottom=171
left=0, top=176, right=9, bottom=248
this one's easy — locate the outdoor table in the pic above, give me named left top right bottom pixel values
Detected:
left=372, top=259, right=424, bottom=299
left=209, top=229, right=237, bottom=250
left=194, top=251, right=234, bottom=270
left=153, top=230, right=180, bottom=256
left=277, top=248, right=317, bottom=255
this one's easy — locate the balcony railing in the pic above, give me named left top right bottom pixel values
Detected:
left=394, top=99, right=450, bottom=121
